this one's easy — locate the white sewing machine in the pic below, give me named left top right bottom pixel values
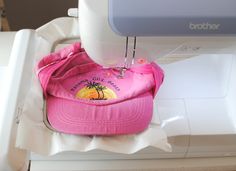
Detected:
left=1, top=0, right=236, bottom=170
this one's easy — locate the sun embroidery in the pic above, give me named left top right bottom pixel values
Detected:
left=76, top=81, right=117, bottom=100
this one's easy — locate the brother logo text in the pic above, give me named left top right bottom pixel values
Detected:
left=189, top=23, right=220, bottom=31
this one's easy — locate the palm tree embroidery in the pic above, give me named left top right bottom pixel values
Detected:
left=85, top=81, right=107, bottom=100
left=96, top=85, right=107, bottom=100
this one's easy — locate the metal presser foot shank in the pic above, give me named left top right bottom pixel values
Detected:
left=117, top=36, right=137, bottom=79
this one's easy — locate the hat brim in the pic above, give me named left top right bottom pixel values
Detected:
left=46, top=92, right=153, bottom=135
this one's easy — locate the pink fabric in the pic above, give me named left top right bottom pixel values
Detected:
left=37, top=43, right=164, bottom=135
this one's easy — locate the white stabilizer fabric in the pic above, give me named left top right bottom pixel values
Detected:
left=15, top=17, right=171, bottom=155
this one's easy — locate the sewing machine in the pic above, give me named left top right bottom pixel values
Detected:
left=80, top=0, right=236, bottom=66
left=1, top=0, right=236, bottom=170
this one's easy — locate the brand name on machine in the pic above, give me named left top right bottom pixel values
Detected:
left=189, top=23, right=220, bottom=31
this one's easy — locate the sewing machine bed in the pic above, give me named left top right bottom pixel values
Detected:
left=3, top=17, right=236, bottom=170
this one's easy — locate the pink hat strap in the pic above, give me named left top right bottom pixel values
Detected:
left=130, top=62, right=164, bottom=96
left=36, top=43, right=83, bottom=97
left=151, top=62, right=164, bottom=95
left=37, top=59, right=69, bottom=97
left=37, top=43, right=82, bottom=71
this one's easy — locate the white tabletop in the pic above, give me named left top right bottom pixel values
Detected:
left=0, top=32, right=16, bottom=104
left=0, top=32, right=16, bottom=66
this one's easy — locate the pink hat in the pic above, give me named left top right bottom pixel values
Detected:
left=37, top=43, right=164, bottom=135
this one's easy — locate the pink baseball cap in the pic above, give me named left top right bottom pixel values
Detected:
left=37, top=43, right=164, bottom=135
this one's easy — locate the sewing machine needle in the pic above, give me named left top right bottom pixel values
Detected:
left=132, top=37, right=137, bottom=65
left=118, top=37, right=129, bottom=78
left=124, top=37, right=129, bottom=68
